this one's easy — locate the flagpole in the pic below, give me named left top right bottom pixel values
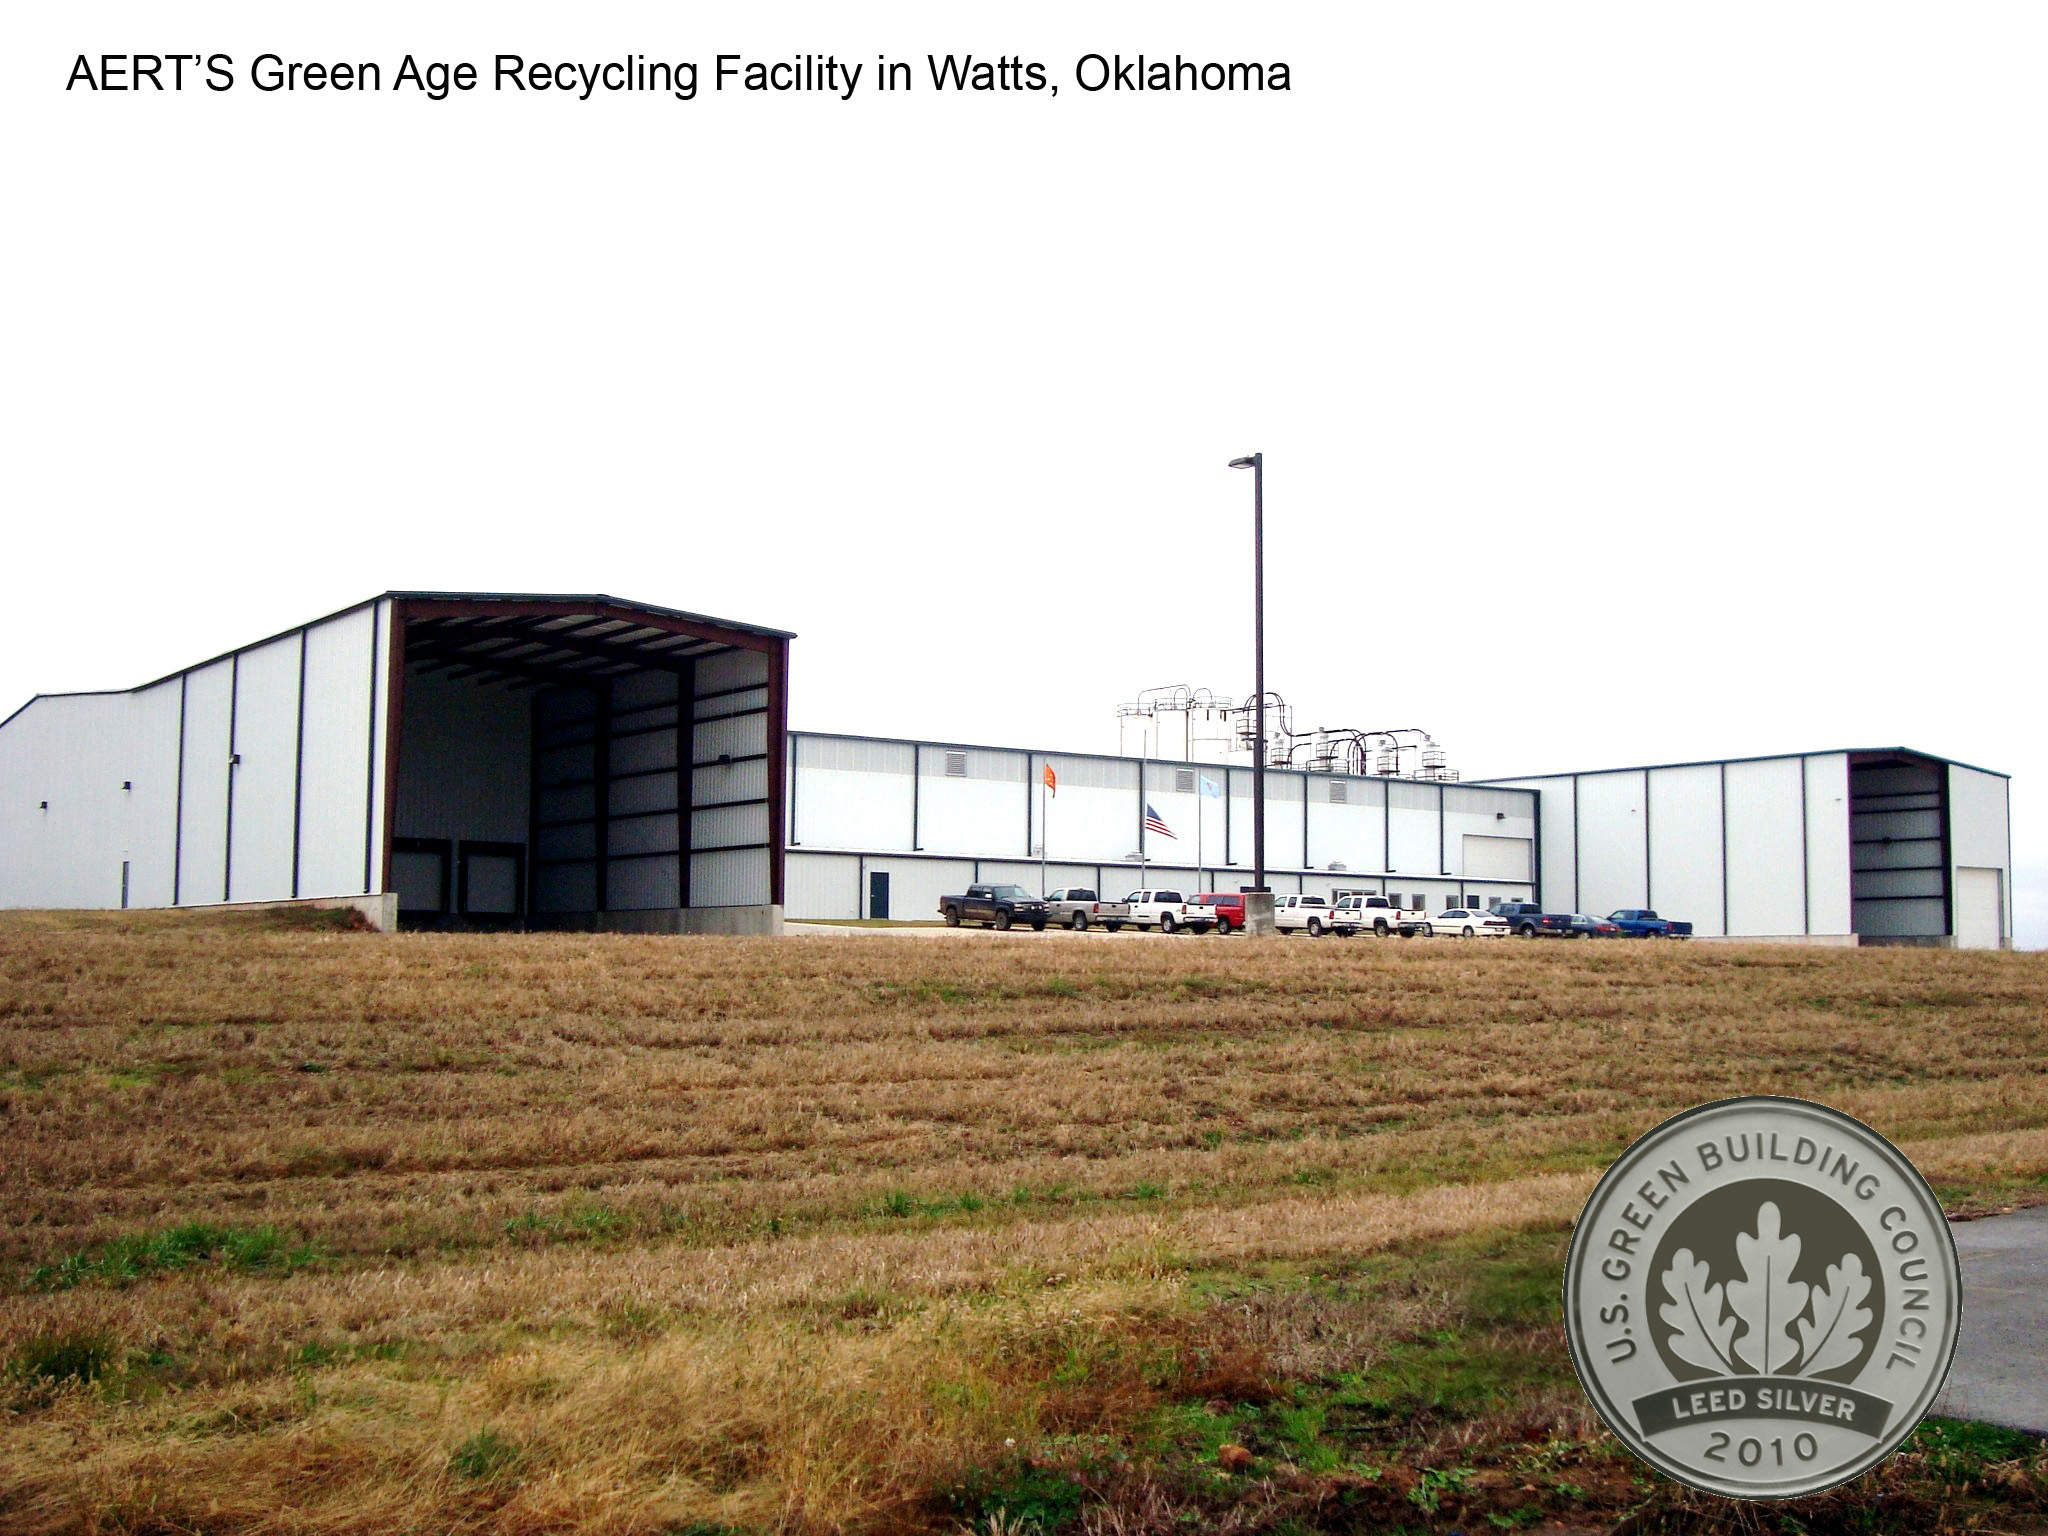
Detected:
left=1039, top=777, right=1048, bottom=896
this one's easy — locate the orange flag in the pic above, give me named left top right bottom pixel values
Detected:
left=1043, top=763, right=1057, bottom=796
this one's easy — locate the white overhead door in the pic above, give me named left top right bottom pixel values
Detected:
left=1463, top=833, right=1532, bottom=881
left=1955, top=867, right=2005, bottom=949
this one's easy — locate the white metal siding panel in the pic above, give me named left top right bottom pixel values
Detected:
left=296, top=607, right=377, bottom=899
left=919, top=771, right=1027, bottom=857
left=1948, top=767, right=2010, bottom=867
left=176, top=659, right=235, bottom=905
left=1386, top=782, right=1441, bottom=879
left=785, top=851, right=858, bottom=919
left=864, top=858, right=974, bottom=920
left=126, top=680, right=185, bottom=908
left=1043, top=782, right=1137, bottom=862
left=1575, top=771, right=1648, bottom=915
left=690, top=847, right=768, bottom=907
left=365, top=601, right=394, bottom=894
left=1803, top=754, right=1853, bottom=936
left=0, top=696, right=127, bottom=907
left=1307, top=795, right=1384, bottom=875
left=1722, top=758, right=1807, bottom=936
left=791, top=743, right=915, bottom=849
left=226, top=635, right=301, bottom=903
left=1646, top=764, right=1724, bottom=936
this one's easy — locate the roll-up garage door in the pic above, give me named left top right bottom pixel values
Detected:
left=1463, top=834, right=1532, bottom=882
left=1955, top=867, right=2005, bottom=949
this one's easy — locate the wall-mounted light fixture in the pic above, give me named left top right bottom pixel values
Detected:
left=39, top=801, right=49, bottom=810
left=1496, top=810, right=1506, bottom=820
left=122, top=781, right=133, bottom=791
left=229, top=753, right=242, bottom=765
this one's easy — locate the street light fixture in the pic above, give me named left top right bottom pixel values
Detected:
left=1228, top=452, right=1272, bottom=935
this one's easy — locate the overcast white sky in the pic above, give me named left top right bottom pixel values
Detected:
left=5, top=3, right=2043, bottom=944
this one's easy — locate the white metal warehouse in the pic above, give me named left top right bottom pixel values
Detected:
left=0, top=597, right=2015, bottom=947
left=785, top=733, right=1540, bottom=923
left=0, top=593, right=791, bottom=933
left=1478, top=748, right=2013, bottom=948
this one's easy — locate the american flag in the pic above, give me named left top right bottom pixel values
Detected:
left=1142, top=803, right=1177, bottom=840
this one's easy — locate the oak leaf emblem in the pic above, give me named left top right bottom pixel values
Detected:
left=1655, top=1201, right=1870, bottom=1379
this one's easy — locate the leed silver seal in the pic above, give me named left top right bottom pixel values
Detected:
left=1563, top=1096, right=1960, bottom=1498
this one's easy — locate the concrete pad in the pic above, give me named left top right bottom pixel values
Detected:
left=1932, top=1203, right=2048, bottom=1434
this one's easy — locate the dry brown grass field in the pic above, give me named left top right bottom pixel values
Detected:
left=3, top=910, right=2046, bottom=1535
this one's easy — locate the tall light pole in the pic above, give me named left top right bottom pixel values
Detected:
left=1228, top=453, right=1272, bottom=934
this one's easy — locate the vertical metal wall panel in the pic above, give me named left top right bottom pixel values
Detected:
left=1306, top=793, right=1385, bottom=876
left=1645, top=764, right=1724, bottom=935
left=1483, top=777, right=1577, bottom=911
left=175, top=658, right=235, bottom=905
left=1044, top=781, right=1137, bottom=861
left=1257, top=773, right=1306, bottom=871
left=861, top=857, right=973, bottom=920
left=393, top=671, right=536, bottom=847
left=1723, top=757, right=1808, bottom=936
left=1947, top=766, right=2012, bottom=946
left=1803, top=754, right=1853, bottom=935
left=695, top=648, right=767, bottom=697
left=365, top=599, right=394, bottom=893
left=1573, top=771, right=1648, bottom=913
left=295, top=606, right=377, bottom=900
left=608, top=855, right=681, bottom=910
left=918, top=768, right=1027, bottom=856
left=788, top=736, right=915, bottom=850
left=125, top=679, right=185, bottom=909
left=691, top=847, right=769, bottom=907
left=691, top=802, right=768, bottom=852
left=784, top=852, right=858, bottom=919
left=1385, top=779, right=1440, bottom=878
left=226, top=635, right=302, bottom=903
left=0, top=696, right=128, bottom=907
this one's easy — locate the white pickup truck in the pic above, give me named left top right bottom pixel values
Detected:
left=1331, top=893, right=1428, bottom=937
left=1093, top=888, right=1218, bottom=934
left=1273, top=893, right=1337, bottom=936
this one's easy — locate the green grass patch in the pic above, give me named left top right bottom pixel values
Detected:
left=30, top=1222, right=318, bottom=1290
left=8, top=1328, right=118, bottom=1386
left=449, top=1427, right=522, bottom=1481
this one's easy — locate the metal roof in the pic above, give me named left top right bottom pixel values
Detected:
left=1, top=592, right=795, bottom=724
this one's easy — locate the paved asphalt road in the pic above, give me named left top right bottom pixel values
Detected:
left=1932, top=1203, right=2048, bottom=1434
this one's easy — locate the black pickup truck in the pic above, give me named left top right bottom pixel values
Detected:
left=938, top=884, right=1049, bottom=931
left=1489, top=901, right=1573, bottom=937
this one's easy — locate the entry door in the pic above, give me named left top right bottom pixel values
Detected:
left=868, top=870, right=890, bottom=920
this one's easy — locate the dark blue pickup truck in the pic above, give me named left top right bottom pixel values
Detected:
left=1606, top=908, right=1694, bottom=938
left=1490, top=901, right=1573, bottom=937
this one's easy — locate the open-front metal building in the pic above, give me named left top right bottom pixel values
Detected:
left=0, top=593, right=792, bottom=932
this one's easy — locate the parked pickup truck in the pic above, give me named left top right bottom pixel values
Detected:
left=1044, top=887, right=1105, bottom=931
left=1092, top=889, right=1217, bottom=933
left=1489, top=901, right=1573, bottom=938
left=1332, top=893, right=1427, bottom=937
left=1273, top=893, right=1337, bottom=936
left=1606, top=908, right=1693, bottom=938
left=938, top=884, right=1048, bottom=931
